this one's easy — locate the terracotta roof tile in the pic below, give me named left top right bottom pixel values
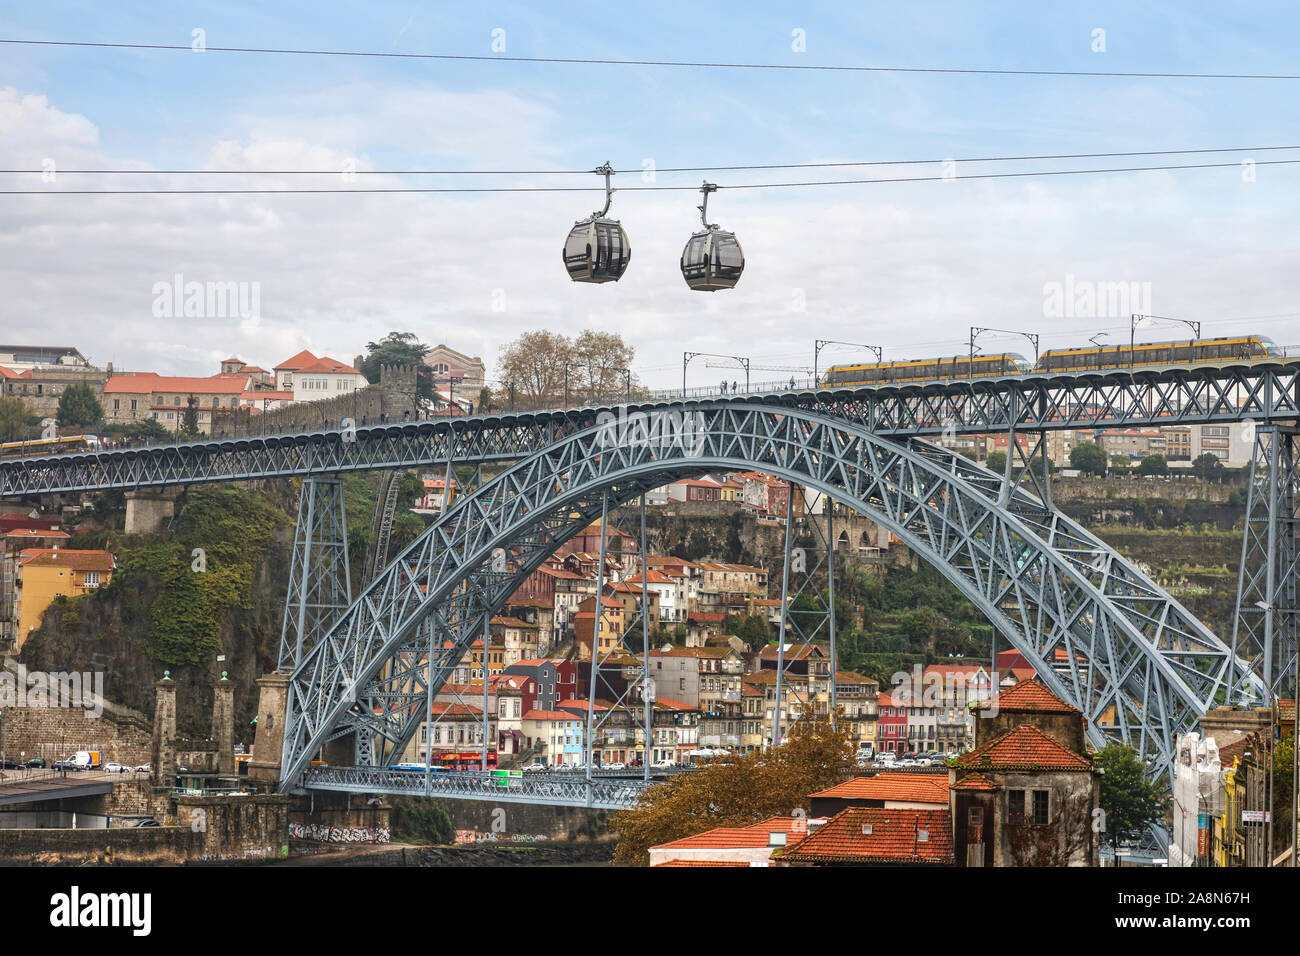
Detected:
left=810, top=773, right=949, bottom=805
left=952, top=725, right=1092, bottom=772
left=982, top=679, right=1079, bottom=715
left=780, top=808, right=953, bottom=865
left=951, top=772, right=1000, bottom=791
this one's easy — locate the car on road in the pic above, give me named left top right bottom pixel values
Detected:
left=134, top=763, right=151, bottom=773
left=652, top=760, right=676, bottom=770
left=53, top=759, right=81, bottom=771
left=0, top=758, right=22, bottom=770
left=522, top=763, right=548, bottom=773
left=603, top=762, right=626, bottom=771
left=104, top=762, right=130, bottom=773
left=24, top=758, right=46, bottom=769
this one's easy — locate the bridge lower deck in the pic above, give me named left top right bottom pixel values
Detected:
left=300, top=766, right=659, bottom=809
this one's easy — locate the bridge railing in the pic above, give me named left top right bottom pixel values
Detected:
left=301, top=765, right=655, bottom=808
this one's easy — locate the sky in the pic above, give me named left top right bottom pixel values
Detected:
left=0, top=1, right=1298, bottom=391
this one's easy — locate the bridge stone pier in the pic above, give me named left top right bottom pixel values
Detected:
left=248, top=672, right=291, bottom=788
left=124, top=487, right=182, bottom=533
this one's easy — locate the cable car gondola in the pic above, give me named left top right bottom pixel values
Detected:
left=680, top=182, right=744, bottom=291
left=563, top=163, right=631, bottom=284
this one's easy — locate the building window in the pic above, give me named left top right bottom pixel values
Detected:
left=1032, top=789, right=1050, bottom=825
left=1008, top=789, right=1026, bottom=824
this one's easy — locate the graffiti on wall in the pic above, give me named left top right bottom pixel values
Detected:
left=289, top=822, right=392, bottom=844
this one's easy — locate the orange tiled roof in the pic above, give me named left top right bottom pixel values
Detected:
left=810, top=772, right=949, bottom=805
left=653, top=828, right=780, bottom=851
left=274, top=348, right=318, bottom=370
left=522, top=709, right=583, bottom=722
left=780, top=807, right=953, bottom=865
left=19, top=548, right=114, bottom=572
left=982, top=679, right=1080, bottom=715
left=952, top=725, right=1092, bottom=772
left=297, top=355, right=361, bottom=375
left=951, top=772, right=1000, bottom=791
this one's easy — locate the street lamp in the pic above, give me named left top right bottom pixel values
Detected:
left=814, top=340, right=882, bottom=384
left=683, top=351, right=750, bottom=397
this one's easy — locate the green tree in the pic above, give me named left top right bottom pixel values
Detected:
left=55, top=382, right=103, bottom=430
left=1070, top=441, right=1108, bottom=476
left=1137, top=454, right=1168, bottom=477
left=0, top=397, right=36, bottom=442
left=359, top=332, right=434, bottom=405
left=180, top=395, right=200, bottom=437
left=1095, top=743, right=1167, bottom=859
left=1191, top=453, right=1225, bottom=481
left=985, top=450, right=1007, bottom=473
left=103, top=418, right=169, bottom=443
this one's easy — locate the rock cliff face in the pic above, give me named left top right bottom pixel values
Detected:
left=19, top=482, right=298, bottom=738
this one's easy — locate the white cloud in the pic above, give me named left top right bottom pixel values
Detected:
left=0, top=83, right=1297, bottom=392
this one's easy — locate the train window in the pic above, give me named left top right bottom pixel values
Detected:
left=1174, top=346, right=1193, bottom=362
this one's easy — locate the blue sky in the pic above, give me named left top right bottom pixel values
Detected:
left=1, top=2, right=1298, bottom=387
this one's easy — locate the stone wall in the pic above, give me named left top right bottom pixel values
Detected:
left=0, top=825, right=197, bottom=865
left=0, top=665, right=154, bottom=766
left=215, top=363, right=421, bottom=437
left=427, top=798, right=612, bottom=844
left=174, top=793, right=292, bottom=863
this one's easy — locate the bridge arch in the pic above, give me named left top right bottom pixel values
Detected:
left=280, top=404, right=1248, bottom=788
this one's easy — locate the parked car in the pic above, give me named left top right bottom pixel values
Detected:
left=24, top=758, right=46, bottom=769
left=134, top=763, right=151, bottom=773
left=522, top=763, right=547, bottom=773
left=133, top=819, right=160, bottom=827
left=104, top=762, right=130, bottom=773
left=652, top=760, right=676, bottom=770
left=604, top=762, right=626, bottom=771
left=0, top=758, right=21, bottom=770
left=53, top=759, right=80, bottom=771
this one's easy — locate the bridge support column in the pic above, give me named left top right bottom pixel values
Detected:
left=212, top=672, right=235, bottom=777
left=278, top=478, right=352, bottom=671
left=150, top=674, right=177, bottom=786
left=1230, top=425, right=1300, bottom=704
left=774, top=484, right=838, bottom=747
left=250, top=672, right=291, bottom=788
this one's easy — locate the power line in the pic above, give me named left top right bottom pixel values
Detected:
left=4, top=145, right=1297, bottom=176
left=3, top=37, right=1299, bottom=80
left=6, top=158, right=1295, bottom=195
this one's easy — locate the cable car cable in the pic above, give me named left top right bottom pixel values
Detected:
left=7, top=157, right=1299, bottom=194
left=4, top=37, right=1300, bottom=80
left=4, top=144, right=1298, bottom=176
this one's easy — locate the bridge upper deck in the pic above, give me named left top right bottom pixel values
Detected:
left=1, top=362, right=1296, bottom=497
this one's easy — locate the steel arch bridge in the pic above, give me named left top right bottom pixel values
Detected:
left=281, top=402, right=1258, bottom=793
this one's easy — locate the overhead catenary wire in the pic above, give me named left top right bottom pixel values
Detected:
left=5, top=157, right=1299, bottom=195
left=3, top=144, right=1298, bottom=176
left=4, top=37, right=1300, bottom=80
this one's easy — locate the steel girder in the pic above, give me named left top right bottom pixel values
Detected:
left=276, top=479, right=352, bottom=671
left=1230, top=425, right=1300, bottom=704
left=3, top=364, right=1298, bottom=498
left=279, top=404, right=1255, bottom=790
